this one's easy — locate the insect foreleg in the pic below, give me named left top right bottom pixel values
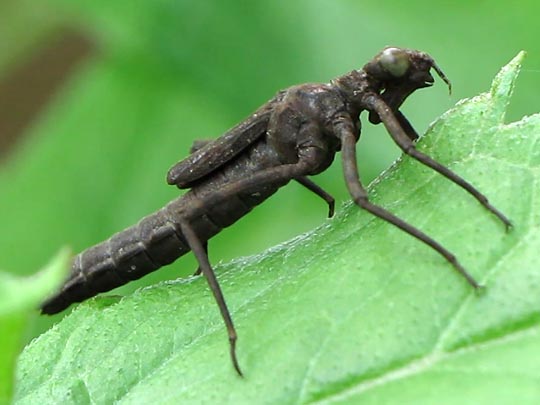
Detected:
left=395, top=110, right=420, bottom=141
left=295, top=177, right=335, bottom=217
left=338, top=122, right=481, bottom=289
left=179, top=220, right=243, bottom=376
left=366, top=94, right=512, bottom=230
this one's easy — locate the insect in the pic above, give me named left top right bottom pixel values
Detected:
left=41, top=47, right=511, bottom=376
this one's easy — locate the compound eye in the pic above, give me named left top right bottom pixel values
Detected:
left=379, top=48, right=410, bottom=77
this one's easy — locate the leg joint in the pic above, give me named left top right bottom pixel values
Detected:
left=404, top=144, right=416, bottom=155
left=353, top=193, right=369, bottom=207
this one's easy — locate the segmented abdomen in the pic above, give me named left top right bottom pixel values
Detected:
left=41, top=138, right=285, bottom=314
left=40, top=203, right=192, bottom=314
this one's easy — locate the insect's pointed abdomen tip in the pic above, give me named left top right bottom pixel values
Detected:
left=40, top=304, right=54, bottom=315
left=40, top=295, right=69, bottom=315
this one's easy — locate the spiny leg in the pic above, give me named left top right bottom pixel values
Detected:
left=296, top=176, right=335, bottom=217
left=179, top=220, right=243, bottom=376
left=366, top=95, right=512, bottom=230
left=337, top=119, right=481, bottom=289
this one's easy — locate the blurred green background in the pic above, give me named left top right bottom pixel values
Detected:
left=0, top=0, right=538, bottom=341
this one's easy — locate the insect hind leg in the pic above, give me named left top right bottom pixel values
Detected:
left=179, top=219, right=242, bottom=376
left=192, top=241, right=208, bottom=276
left=296, top=177, right=335, bottom=218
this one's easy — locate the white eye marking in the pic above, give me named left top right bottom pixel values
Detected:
left=380, top=48, right=410, bottom=77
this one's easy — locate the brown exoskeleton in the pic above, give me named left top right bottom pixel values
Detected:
left=41, top=47, right=511, bottom=375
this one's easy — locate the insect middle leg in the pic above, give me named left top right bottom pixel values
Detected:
left=337, top=119, right=481, bottom=288
left=296, top=176, right=335, bottom=218
left=190, top=179, right=333, bottom=279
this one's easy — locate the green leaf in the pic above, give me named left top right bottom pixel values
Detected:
left=14, top=53, right=540, bottom=404
left=0, top=249, right=69, bottom=404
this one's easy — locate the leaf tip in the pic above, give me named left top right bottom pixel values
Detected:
left=489, top=51, right=526, bottom=117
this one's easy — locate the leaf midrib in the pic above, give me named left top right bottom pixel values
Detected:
left=300, top=165, right=529, bottom=403
left=311, top=324, right=540, bottom=404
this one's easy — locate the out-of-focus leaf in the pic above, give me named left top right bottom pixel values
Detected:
left=0, top=249, right=69, bottom=403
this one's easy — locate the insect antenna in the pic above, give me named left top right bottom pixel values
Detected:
left=431, top=62, right=452, bottom=95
